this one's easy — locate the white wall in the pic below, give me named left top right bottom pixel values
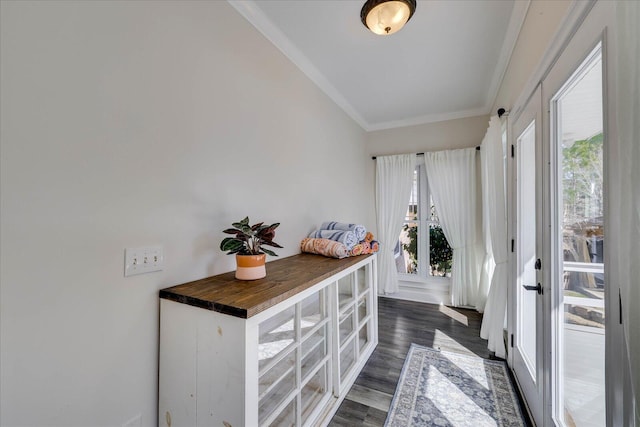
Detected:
left=491, top=0, right=572, bottom=112
left=366, top=115, right=490, bottom=157
left=0, top=1, right=371, bottom=426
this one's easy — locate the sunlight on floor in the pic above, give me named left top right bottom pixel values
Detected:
left=434, top=329, right=473, bottom=355
left=439, top=303, right=469, bottom=326
left=427, top=364, right=496, bottom=426
left=442, top=352, right=489, bottom=390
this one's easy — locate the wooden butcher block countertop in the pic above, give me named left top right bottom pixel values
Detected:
left=159, top=253, right=373, bottom=319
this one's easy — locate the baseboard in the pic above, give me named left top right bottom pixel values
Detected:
left=382, top=282, right=450, bottom=305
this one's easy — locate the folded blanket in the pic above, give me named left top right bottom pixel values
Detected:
left=300, top=238, right=349, bottom=259
left=308, top=229, right=358, bottom=250
left=320, top=221, right=366, bottom=242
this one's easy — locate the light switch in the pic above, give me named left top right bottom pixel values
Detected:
left=125, top=246, right=164, bottom=277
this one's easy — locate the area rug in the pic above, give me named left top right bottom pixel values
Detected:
left=385, top=344, right=525, bottom=427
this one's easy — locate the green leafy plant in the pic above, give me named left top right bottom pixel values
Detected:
left=220, top=217, right=283, bottom=256
left=401, top=224, right=418, bottom=273
left=400, top=223, right=452, bottom=276
left=429, top=225, right=452, bottom=276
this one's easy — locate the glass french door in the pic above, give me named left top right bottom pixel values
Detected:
left=511, top=85, right=544, bottom=425
left=506, top=3, right=616, bottom=425
left=549, top=44, right=605, bottom=427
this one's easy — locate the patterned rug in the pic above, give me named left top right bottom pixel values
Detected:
left=385, top=344, right=525, bottom=427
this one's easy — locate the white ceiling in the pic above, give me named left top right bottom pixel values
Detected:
left=229, top=0, right=530, bottom=131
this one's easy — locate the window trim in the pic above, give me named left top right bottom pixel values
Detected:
left=397, top=163, right=451, bottom=286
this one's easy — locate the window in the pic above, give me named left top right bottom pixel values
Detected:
left=394, top=164, right=452, bottom=280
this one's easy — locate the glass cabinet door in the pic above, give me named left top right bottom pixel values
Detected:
left=259, top=355, right=297, bottom=425
left=259, top=288, right=331, bottom=427
left=300, top=290, right=327, bottom=337
left=301, top=324, right=328, bottom=380
left=300, top=364, right=329, bottom=425
left=268, top=399, right=296, bottom=427
left=337, top=275, right=355, bottom=312
left=258, top=259, right=375, bottom=426
left=335, top=263, right=374, bottom=392
left=357, top=265, right=368, bottom=295
left=259, top=306, right=296, bottom=372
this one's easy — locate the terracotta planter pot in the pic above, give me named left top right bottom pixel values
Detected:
left=235, top=254, right=266, bottom=280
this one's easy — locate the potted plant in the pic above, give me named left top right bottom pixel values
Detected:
left=220, top=216, right=283, bottom=280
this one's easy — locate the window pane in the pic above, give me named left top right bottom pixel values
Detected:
left=429, top=195, right=439, bottom=222
left=396, top=223, right=418, bottom=274
left=429, top=224, right=452, bottom=277
left=557, top=51, right=604, bottom=427
left=405, top=169, right=419, bottom=222
left=397, top=169, right=419, bottom=275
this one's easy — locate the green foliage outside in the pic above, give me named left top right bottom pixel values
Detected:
left=430, top=225, right=452, bottom=276
left=562, top=133, right=604, bottom=292
left=401, top=223, right=452, bottom=277
left=402, top=224, right=418, bottom=272
left=562, top=133, right=603, bottom=224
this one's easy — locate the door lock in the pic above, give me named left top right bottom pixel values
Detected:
left=523, top=283, right=543, bottom=295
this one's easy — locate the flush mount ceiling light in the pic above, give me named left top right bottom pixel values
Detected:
left=360, top=0, right=417, bottom=36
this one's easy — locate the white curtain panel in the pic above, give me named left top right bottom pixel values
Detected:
left=478, top=137, right=494, bottom=314
left=479, top=116, right=508, bottom=358
left=423, top=148, right=480, bottom=307
left=375, top=154, right=416, bottom=295
left=616, top=1, right=640, bottom=423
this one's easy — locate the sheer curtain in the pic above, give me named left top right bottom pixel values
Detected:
left=479, top=116, right=508, bottom=358
left=375, top=154, right=415, bottom=295
left=616, top=1, right=640, bottom=423
left=423, top=148, right=480, bottom=307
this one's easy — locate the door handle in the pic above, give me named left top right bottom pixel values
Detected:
left=523, top=283, right=543, bottom=295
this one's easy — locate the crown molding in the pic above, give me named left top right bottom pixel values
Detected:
left=366, top=107, right=489, bottom=132
left=229, top=0, right=529, bottom=132
left=227, top=0, right=370, bottom=130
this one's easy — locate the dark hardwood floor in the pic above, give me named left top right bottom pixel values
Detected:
left=328, top=296, right=518, bottom=426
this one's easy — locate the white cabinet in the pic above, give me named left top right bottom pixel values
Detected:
left=258, top=289, right=331, bottom=426
left=334, top=264, right=376, bottom=396
left=159, top=254, right=377, bottom=427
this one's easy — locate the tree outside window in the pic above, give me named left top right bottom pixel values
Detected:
left=395, top=165, right=452, bottom=279
left=562, top=132, right=604, bottom=297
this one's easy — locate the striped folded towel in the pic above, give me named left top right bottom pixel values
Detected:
left=300, top=238, right=349, bottom=259
left=320, top=222, right=366, bottom=242
left=308, top=229, right=358, bottom=250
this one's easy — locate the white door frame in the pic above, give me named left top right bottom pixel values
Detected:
left=505, top=1, right=624, bottom=425
left=542, top=2, right=617, bottom=425
left=508, top=85, right=545, bottom=425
